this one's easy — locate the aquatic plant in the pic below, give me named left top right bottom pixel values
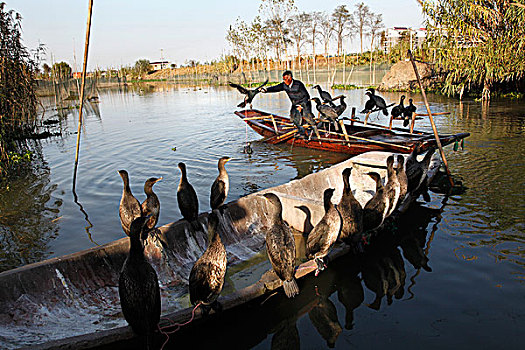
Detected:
left=0, top=2, right=42, bottom=177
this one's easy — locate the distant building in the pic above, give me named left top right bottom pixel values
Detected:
left=150, top=61, right=170, bottom=71
left=383, top=27, right=427, bottom=53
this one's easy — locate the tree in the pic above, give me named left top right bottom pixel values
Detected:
left=331, top=5, right=354, bottom=56
left=419, top=0, right=525, bottom=99
left=287, top=12, right=311, bottom=65
left=318, top=15, right=333, bottom=58
left=259, top=0, right=297, bottom=68
left=307, top=11, right=322, bottom=58
left=52, top=61, right=72, bottom=79
left=353, top=2, right=372, bottom=55
left=42, top=63, right=51, bottom=78
left=134, top=59, right=151, bottom=76
left=367, top=14, right=384, bottom=53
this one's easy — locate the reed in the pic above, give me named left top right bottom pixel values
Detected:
left=0, top=2, right=40, bottom=177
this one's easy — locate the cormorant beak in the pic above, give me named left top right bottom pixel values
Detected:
left=155, top=177, right=163, bottom=183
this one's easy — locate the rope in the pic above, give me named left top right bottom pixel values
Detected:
left=159, top=302, right=202, bottom=350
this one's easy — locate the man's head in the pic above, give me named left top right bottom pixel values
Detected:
left=282, top=70, right=293, bottom=85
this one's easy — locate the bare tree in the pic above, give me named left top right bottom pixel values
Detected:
left=367, top=13, right=384, bottom=53
left=318, top=15, right=333, bottom=58
left=259, top=0, right=297, bottom=69
left=353, top=2, right=372, bottom=55
left=287, top=12, right=311, bottom=68
left=307, top=11, right=323, bottom=81
left=332, top=5, right=354, bottom=56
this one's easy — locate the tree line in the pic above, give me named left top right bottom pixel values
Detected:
left=226, top=0, right=385, bottom=72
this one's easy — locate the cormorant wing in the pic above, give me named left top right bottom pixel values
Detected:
left=210, top=179, right=226, bottom=209
left=228, top=81, right=249, bottom=95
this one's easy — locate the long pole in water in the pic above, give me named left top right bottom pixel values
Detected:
left=73, top=0, right=94, bottom=190
left=407, top=49, right=454, bottom=187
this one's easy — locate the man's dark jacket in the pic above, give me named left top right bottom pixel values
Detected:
left=265, top=80, right=310, bottom=106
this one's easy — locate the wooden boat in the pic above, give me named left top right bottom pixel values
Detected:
left=0, top=150, right=442, bottom=349
left=235, top=109, right=470, bottom=155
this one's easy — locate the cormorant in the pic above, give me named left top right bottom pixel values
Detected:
left=403, top=98, right=417, bottom=127
left=313, top=85, right=336, bottom=107
left=396, top=155, right=408, bottom=208
left=384, top=155, right=401, bottom=217
left=311, top=97, right=340, bottom=131
left=361, top=88, right=388, bottom=116
left=177, top=162, right=199, bottom=229
left=118, top=215, right=161, bottom=337
left=242, top=142, right=253, bottom=154
left=406, top=145, right=435, bottom=193
left=391, top=95, right=406, bottom=119
left=141, top=177, right=162, bottom=239
left=210, top=156, right=232, bottom=210
left=228, top=79, right=269, bottom=109
left=363, top=172, right=389, bottom=231
left=188, top=211, right=227, bottom=314
left=306, top=188, right=342, bottom=276
left=337, top=168, right=363, bottom=245
left=263, top=193, right=300, bottom=298
left=118, top=170, right=142, bottom=236
left=334, top=95, right=347, bottom=117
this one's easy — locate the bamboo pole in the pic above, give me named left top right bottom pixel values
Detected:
left=407, top=49, right=454, bottom=186
left=73, top=0, right=94, bottom=189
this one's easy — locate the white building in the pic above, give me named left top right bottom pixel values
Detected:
left=383, top=27, right=427, bottom=53
left=150, top=61, right=170, bottom=71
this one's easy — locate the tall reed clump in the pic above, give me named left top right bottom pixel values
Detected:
left=0, top=2, right=41, bottom=177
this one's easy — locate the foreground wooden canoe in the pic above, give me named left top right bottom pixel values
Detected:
left=0, top=151, right=441, bottom=349
left=235, top=109, right=469, bottom=155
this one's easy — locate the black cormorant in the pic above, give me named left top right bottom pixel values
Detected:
left=334, top=95, right=347, bottom=117
left=263, top=193, right=300, bottom=298
left=403, top=98, right=417, bottom=127
left=306, top=188, right=342, bottom=275
left=210, top=156, right=232, bottom=210
left=361, top=88, right=388, bottom=116
left=118, top=170, right=142, bottom=236
left=188, top=211, right=227, bottom=314
left=311, top=97, right=340, bottom=131
left=177, top=162, right=199, bottom=229
left=228, top=79, right=269, bottom=109
left=391, top=95, right=406, bottom=119
left=363, top=172, right=389, bottom=231
left=396, top=155, right=408, bottom=208
left=118, top=215, right=161, bottom=336
left=384, top=155, right=401, bottom=217
left=337, top=168, right=363, bottom=245
left=313, top=85, right=336, bottom=107
left=141, top=177, right=162, bottom=239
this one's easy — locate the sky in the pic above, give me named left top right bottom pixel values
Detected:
left=10, top=0, right=426, bottom=70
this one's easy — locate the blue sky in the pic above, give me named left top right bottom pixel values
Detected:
left=11, top=0, right=425, bottom=70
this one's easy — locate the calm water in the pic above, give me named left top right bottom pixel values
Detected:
left=1, top=84, right=524, bottom=348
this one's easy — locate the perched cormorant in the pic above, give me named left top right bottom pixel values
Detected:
left=118, top=170, right=142, bottom=236
left=361, top=88, right=388, bottom=116
left=177, top=162, right=199, bottom=229
left=334, top=95, right=347, bottom=117
left=396, top=155, right=408, bottom=208
left=141, top=177, right=162, bottom=239
left=311, top=97, right=340, bottom=131
left=228, top=79, right=269, bottom=109
left=118, top=215, right=161, bottom=336
left=313, top=85, right=336, bottom=107
left=242, top=142, right=253, bottom=154
left=337, top=168, right=363, bottom=245
left=263, top=193, right=300, bottom=298
left=384, top=155, right=401, bottom=217
left=210, top=156, right=232, bottom=210
left=403, top=98, right=417, bottom=127
left=406, top=145, right=435, bottom=193
left=188, top=211, right=227, bottom=314
left=306, top=188, right=342, bottom=275
left=362, top=172, right=389, bottom=231
left=391, top=95, right=406, bottom=119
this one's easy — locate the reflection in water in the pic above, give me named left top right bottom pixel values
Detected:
left=71, top=187, right=97, bottom=246
left=0, top=147, right=61, bottom=272
left=271, top=318, right=300, bottom=350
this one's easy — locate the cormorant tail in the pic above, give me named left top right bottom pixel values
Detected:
left=237, top=101, right=247, bottom=108
left=382, top=108, right=388, bottom=116
left=283, top=279, right=299, bottom=298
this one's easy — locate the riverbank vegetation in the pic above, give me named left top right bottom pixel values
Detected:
left=0, top=2, right=43, bottom=178
left=419, top=0, right=525, bottom=100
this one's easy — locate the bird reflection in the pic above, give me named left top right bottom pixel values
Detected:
left=271, top=318, right=300, bottom=350
left=308, top=290, right=342, bottom=348
left=336, top=271, right=364, bottom=330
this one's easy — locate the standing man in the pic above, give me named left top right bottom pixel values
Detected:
left=262, top=71, right=320, bottom=139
